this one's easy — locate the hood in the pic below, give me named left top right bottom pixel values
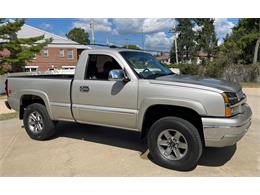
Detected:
left=156, top=75, right=241, bottom=93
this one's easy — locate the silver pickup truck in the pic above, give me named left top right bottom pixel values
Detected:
left=5, top=49, right=252, bottom=171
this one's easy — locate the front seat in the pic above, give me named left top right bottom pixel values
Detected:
left=103, top=61, right=120, bottom=79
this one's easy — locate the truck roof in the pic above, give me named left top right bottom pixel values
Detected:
left=83, top=48, right=148, bottom=54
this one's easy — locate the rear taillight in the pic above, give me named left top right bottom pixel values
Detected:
left=5, top=79, right=10, bottom=96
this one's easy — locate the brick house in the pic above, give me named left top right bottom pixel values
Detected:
left=1, top=23, right=90, bottom=72
left=156, top=52, right=171, bottom=65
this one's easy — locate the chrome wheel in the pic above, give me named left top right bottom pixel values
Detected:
left=157, top=129, right=188, bottom=160
left=28, top=111, right=44, bottom=133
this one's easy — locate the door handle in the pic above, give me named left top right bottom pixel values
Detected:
left=79, top=86, right=89, bottom=92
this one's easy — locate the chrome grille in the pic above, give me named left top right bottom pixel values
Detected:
left=237, top=90, right=245, bottom=101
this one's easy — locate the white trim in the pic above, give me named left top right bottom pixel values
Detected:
left=47, top=44, right=90, bottom=49
left=25, top=65, right=39, bottom=68
left=62, top=66, right=75, bottom=68
left=62, top=66, right=75, bottom=69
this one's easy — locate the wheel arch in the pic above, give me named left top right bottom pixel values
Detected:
left=139, top=103, right=205, bottom=146
left=19, top=90, right=53, bottom=120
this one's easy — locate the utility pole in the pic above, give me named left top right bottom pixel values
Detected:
left=90, top=19, right=95, bottom=49
left=142, top=26, right=144, bottom=50
left=169, top=25, right=179, bottom=64
left=174, top=35, right=179, bottom=64
left=125, top=38, right=129, bottom=48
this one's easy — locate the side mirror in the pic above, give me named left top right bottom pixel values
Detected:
left=108, top=69, right=130, bottom=82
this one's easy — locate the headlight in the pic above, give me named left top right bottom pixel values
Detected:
left=222, top=92, right=239, bottom=117
left=222, top=92, right=239, bottom=105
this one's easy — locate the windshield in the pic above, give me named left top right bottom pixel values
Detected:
left=120, top=51, right=173, bottom=79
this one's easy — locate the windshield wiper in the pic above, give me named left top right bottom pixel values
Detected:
left=165, top=72, right=175, bottom=76
left=143, top=72, right=174, bottom=79
left=155, top=72, right=174, bottom=78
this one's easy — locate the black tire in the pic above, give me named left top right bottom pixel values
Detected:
left=147, top=116, right=202, bottom=171
left=23, top=103, right=56, bottom=140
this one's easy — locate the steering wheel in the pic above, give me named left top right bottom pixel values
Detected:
left=142, top=68, right=151, bottom=73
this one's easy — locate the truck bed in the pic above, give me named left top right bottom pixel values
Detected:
left=7, top=75, right=74, bottom=121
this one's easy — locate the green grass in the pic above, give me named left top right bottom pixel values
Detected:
left=240, top=82, right=260, bottom=88
left=0, top=112, right=18, bottom=121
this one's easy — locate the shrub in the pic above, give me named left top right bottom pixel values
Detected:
left=167, top=63, right=260, bottom=82
left=167, top=63, right=199, bottom=75
left=223, top=63, right=260, bottom=83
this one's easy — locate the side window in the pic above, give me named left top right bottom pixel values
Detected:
left=85, top=54, right=122, bottom=80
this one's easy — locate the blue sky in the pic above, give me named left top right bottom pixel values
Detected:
left=26, top=18, right=239, bottom=51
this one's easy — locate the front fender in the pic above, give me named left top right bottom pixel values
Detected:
left=137, top=97, right=207, bottom=130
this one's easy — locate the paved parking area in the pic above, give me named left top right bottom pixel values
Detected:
left=0, top=88, right=259, bottom=176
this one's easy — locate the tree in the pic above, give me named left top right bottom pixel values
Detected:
left=194, top=18, right=218, bottom=62
left=170, top=19, right=196, bottom=63
left=66, top=27, right=89, bottom=45
left=222, top=18, right=260, bottom=64
left=123, top=44, right=141, bottom=50
left=0, top=19, right=51, bottom=73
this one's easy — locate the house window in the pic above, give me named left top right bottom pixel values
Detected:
left=62, top=66, right=75, bottom=70
left=43, top=49, right=48, bottom=57
left=59, top=49, right=64, bottom=57
left=33, top=53, right=37, bottom=60
left=67, top=49, right=73, bottom=60
left=48, top=65, right=56, bottom=71
left=24, top=66, right=38, bottom=72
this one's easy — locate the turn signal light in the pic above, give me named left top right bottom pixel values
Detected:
left=225, top=107, right=232, bottom=117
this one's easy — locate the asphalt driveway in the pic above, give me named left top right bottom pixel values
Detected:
left=0, top=88, right=259, bottom=176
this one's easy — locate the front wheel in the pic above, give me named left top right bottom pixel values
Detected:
left=23, top=103, right=56, bottom=140
left=147, top=117, right=203, bottom=171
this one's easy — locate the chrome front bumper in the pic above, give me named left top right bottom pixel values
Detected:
left=202, top=104, right=252, bottom=147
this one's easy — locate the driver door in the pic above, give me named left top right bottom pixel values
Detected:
left=72, top=54, right=138, bottom=130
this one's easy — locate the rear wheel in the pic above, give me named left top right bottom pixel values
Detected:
left=147, top=116, right=202, bottom=171
left=23, top=103, right=56, bottom=140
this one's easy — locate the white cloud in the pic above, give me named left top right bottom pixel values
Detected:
left=143, top=18, right=177, bottom=33
left=73, top=18, right=112, bottom=32
left=112, top=18, right=145, bottom=34
left=192, top=24, right=203, bottom=32
left=144, top=32, right=173, bottom=50
left=40, top=23, right=53, bottom=30
left=214, top=18, right=235, bottom=45
left=72, top=18, right=176, bottom=38
left=113, top=18, right=176, bottom=34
